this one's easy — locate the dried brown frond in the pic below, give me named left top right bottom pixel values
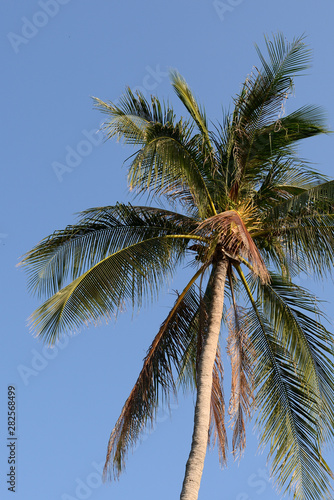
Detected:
left=103, top=286, right=200, bottom=481
left=226, top=305, right=256, bottom=459
left=209, top=346, right=228, bottom=466
left=196, top=208, right=269, bottom=283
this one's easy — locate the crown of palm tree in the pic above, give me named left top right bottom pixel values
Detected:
left=20, top=34, right=334, bottom=500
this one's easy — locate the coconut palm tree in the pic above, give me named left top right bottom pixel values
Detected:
left=20, top=34, right=334, bottom=500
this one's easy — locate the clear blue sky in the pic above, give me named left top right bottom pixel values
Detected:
left=1, top=1, right=333, bottom=499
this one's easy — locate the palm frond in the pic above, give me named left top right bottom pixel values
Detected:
left=226, top=305, right=255, bottom=459
left=260, top=181, right=334, bottom=278
left=170, top=70, right=212, bottom=149
left=248, top=306, right=333, bottom=499
left=255, top=273, right=334, bottom=444
left=260, top=104, right=327, bottom=149
left=127, top=125, right=217, bottom=217
left=256, top=237, right=303, bottom=280
left=28, top=235, right=189, bottom=345
left=253, top=158, right=327, bottom=210
left=243, top=33, right=311, bottom=131
left=103, top=273, right=205, bottom=480
left=241, top=103, right=327, bottom=189
left=236, top=266, right=333, bottom=499
left=93, top=89, right=173, bottom=146
left=226, top=34, right=319, bottom=199
left=268, top=179, right=334, bottom=219
left=19, top=204, right=197, bottom=298
left=209, top=346, right=227, bottom=466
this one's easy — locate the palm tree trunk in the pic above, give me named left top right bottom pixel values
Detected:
left=180, top=257, right=228, bottom=500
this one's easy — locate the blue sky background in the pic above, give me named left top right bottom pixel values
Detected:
left=1, top=1, right=334, bottom=499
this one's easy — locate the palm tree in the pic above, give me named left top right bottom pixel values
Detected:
left=20, top=34, right=334, bottom=500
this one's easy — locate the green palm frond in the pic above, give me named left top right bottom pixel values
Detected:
left=93, top=89, right=173, bottom=146
left=260, top=181, right=334, bottom=277
left=260, top=104, right=327, bottom=147
left=225, top=34, right=316, bottom=199
left=248, top=307, right=333, bottom=499
left=253, top=158, right=327, bottom=210
left=241, top=33, right=311, bottom=131
left=236, top=266, right=333, bottom=499
left=210, top=116, right=239, bottom=206
left=128, top=125, right=217, bottom=217
left=28, top=235, right=190, bottom=345
left=19, top=204, right=198, bottom=298
left=256, top=238, right=303, bottom=280
left=256, top=33, right=310, bottom=77
left=269, top=179, right=334, bottom=219
left=170, top=70, right=212, bottom=150
left=255, top=273, right=334, bottom=444
left=103, top=272, right=205, bottom=480
left=95, top=87, right=217, bottom=216
left=281, top=214, right=334, bottom=278
left=239, top=105, right=327, bottom=187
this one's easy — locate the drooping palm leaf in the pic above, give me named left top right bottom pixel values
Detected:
left=226, top=305, right=255, bottom=459
left=249, top=306, right=330, bottom=500
left=248, top=307, right=333, bottom=499
left=28, top=235, right=191, bottom=345
left=209, top=346, right=227, bottom=466
left=103, top=269, right=206, bottom=480
left=255, top=273, right=334, bottom=444
left=19, top=204, right=198, bottom=298
left=236, top=266, right=333, bottom=499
